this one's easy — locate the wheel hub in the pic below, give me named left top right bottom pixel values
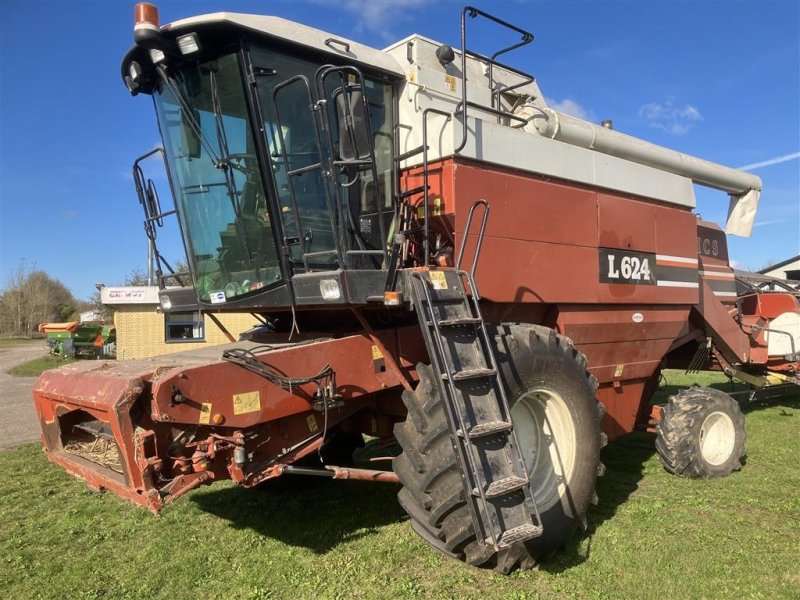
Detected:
left=511, top=389, right=577, bottom=512
left=699, top=411, right=736, bottom=465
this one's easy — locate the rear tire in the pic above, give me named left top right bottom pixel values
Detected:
left=655, top=386, right=746, bottom=478
left=393, top=324, right=604, bottom=573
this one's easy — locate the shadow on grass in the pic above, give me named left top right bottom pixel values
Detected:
left=190, top=472, right=406, bottom=554
left=741, top=390, right=800, bottom=417
left=543, top=430, right=657, bottom=573
left=190, top=388, right=799, bottom=566
left=544, top=388, right=799, bottom=572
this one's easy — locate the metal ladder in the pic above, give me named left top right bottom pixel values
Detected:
left=406, top=201, right=543, bottom=549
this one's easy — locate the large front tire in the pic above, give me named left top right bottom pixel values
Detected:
left=393, top=324, right=604, bottom=573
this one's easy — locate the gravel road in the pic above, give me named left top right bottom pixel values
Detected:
left=0, top=341, right=48, bottom=450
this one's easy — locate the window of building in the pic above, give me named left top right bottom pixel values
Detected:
left=785, top=269, right=800, bottom=281
left=165, top=311, right=204, bottom=342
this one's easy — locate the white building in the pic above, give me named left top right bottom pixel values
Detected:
left=100, top=286, right=258, bottom=359
left=79, top=310, right=104, bottom=323
left=759, top=255, right=800, bottom=281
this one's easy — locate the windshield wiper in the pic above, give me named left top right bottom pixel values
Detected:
left=156, top=64, right=256, bottom=273
left=155, top=64, right=222, bottom=166
left=208, top=69, right=255, bottom=271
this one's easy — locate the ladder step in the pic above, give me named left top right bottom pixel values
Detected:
left=426, top=296, right=465, bottom=306
left=445, top=368, right=496, bottom=382
left=438, top=317, right=482, bottom=327
left=496, top=524, right=543, bottom=548
left=467, top=420, right=513, bottom=439
left=483, top=476, right=529, bottom=499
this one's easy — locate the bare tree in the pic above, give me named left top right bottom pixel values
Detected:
left=125, top=267, right=150, bottom=286
left=0, top=260, right=77, bottom=336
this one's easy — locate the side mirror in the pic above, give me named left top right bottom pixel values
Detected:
left=145, top=179, right=163, bottom=226
left=335, top=85, right=371, bottom=162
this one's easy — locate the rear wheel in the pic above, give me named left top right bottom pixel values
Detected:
left=655, top=386, right=746, bottom=478
left=393, top=324, right=604, bottom=573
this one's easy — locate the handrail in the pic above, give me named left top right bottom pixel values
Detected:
left=455, top=199, right=490, bottom=299
left=272, top=74, right=344, bottom=271
left=454, top=6, right=535, bottom=153
left=421, top=107, right=452, bottom=265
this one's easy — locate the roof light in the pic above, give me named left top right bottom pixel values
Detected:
left=149, top=48, right=166, bottom=65
left=134, top=3, right=159, bottom=32
left=176, top=33, right=201, bottom=56
left=128, top=61, right=143, bottom=82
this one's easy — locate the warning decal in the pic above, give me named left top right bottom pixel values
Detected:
left=233, top=391, right=261, bottom=415
left=428, top=271, right=448, bottom=290
left=199, top=403, right=212, bottom=424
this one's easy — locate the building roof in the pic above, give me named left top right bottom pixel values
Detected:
left=757, top=255, right=800, bottom=274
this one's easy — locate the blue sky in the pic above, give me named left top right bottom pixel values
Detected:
left=1, top=0, right=798, bottom=299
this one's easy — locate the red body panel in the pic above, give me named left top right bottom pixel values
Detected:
left=401, top=158, right=711, bottom=439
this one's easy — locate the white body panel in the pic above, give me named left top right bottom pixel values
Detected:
left=386, top=35, right=696, bottom=208
left=384, top=34, right=766, bottom=227
left=766, top=312, right=800, bottom=357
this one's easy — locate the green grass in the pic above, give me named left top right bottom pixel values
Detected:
left=1, top=374, right=798, bottom=599
left=0, top=337, right=33, bottom=352
left=653, top=369, right=751, bottom=403
left=7, top=355, right=77, bottom=377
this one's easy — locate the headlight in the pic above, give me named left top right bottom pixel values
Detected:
left=319, top=279, right=341, bottom=300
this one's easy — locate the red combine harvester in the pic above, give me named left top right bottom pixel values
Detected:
left=33, top=4, right=799, bottom=572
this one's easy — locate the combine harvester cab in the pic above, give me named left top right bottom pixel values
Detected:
left=32, top=2, right=798, bottom=573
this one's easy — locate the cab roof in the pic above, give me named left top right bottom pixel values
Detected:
left=163, top=12, right=405, bottom=78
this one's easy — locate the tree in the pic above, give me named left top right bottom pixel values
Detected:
left=125, top=267, right=149, bottom=286
left=0, top=260, right=78, bottom=336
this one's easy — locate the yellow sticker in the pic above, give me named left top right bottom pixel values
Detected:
left=407, top=67, right=417, bottom=84
left=347, top=73, right=357, bottom=85
left=429, top=271, right=448, bottom=290
left=307, top=415, right=319, bottom=433
left=444, top=74, right=457, bottom=93
left=233, top=391, right=261, bottom=415
left=371, top=345, right=383, bottom=360
left=199, top=403, right=212, bottom=425
left=614, top=364, right=624, bottom=377
left=417, top=198, right=442, bottom=219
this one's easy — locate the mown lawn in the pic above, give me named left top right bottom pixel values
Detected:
left=1, top=372, right=798, bottom=599
left=0, top=337, right=33, bottom=353
left=7, top=355, right=77, bottom=377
